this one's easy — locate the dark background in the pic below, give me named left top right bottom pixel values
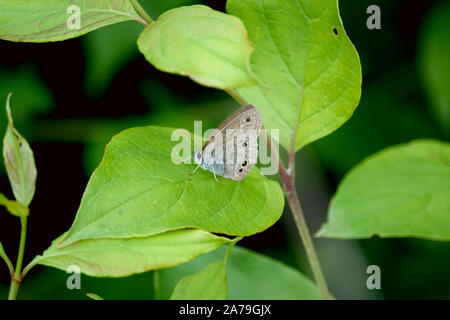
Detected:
left=0, top=0, right=448, bottom=299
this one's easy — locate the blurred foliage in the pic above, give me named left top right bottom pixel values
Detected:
left=82, top=0, right=201, bottom=97
left=83, top=78, right=234, bottom=174
left=82, top=22, right=143, bottom=97
left=318, top=140, right=450, bottom=241
left=0, top=0, right=449, bottom=300
left=0, top=65, right=53, bottom=140
left=0, top=267, right=155, bottom=300
left=157, top=246, right=322, bottom=299
left=312, top=64, right=440, bottom=177
left=418, top=1, right=450, bottom=136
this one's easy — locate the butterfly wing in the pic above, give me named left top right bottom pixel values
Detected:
left=202, top=105, right=262, bottom=181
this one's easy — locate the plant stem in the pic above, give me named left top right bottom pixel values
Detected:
left=279, top=159, right=330, bottom=299
left=226, top=89, right=330, bottom=299
left=8, top=216, right=27, bottom=300
left=130, top=0, right=154, bottom=25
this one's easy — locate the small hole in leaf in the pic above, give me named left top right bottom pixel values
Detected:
left=332, top=27, right=338, bottom=36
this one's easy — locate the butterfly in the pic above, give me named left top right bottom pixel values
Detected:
left=191, top=105, right=262, bottom=182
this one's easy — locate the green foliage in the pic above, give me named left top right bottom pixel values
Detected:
left=138, top=0, right=362, bottom=151
left=3, top=94, right=37, bottom=206
left=0, top=0, right=144, bottom=42
left=170, top=239, right=238, bottom=300
left=170, top=260, right=227, bottom=300
left=59, top=126, right=284, bottom=246
left=0, top=66, right=53, bottom=141
left=32, top=229, right=231, bottom=277
left=418, top=1, right=450, bottom=136
left=0, top=193, right=29, bottom=217
left=0, top=242, right=9, bottom=268
left=82, top=0, right=202, bottom=96
left=157, top=246, right=322, bottom=299
left=138, top=5, right=257, bottom=89
left=2, top=0, right=447, bottom=301
left=318, top=140, right=450, bottom=241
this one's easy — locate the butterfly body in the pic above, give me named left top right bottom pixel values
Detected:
left=192, top=105, right=262, bottom=181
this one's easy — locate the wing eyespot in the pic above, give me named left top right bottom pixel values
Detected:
left=242, top=161, right=247, bottom=166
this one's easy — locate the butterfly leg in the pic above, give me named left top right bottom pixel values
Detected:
left=212, top=168, right=221, bottom=184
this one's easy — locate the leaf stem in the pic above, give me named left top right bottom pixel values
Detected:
left=0, top=243, right=14, bottom=278
left=225, top=89, right=248, bottom=106
left=8, top=216, right=27, bottom=300
left=130, top=0, right=154, bottom=25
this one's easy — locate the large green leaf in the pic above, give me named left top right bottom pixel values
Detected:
left=418, top=1, right=450, bottom=136
left=3, top=94, right=37, bottom=206
left=138, top=5, right=257, bottom=89
left=157, top=246, right=322, bottom=299
left=170, top=260, right=227, bottom=300
left=318, top=140, right=450, bottom=241
left=227, top=0, right=361, bottom=151
left=31, top=229, right=231, bottom=277
left=60, top=126, right=284, bottom=246
left=0, top=0, right=144, bottom=42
